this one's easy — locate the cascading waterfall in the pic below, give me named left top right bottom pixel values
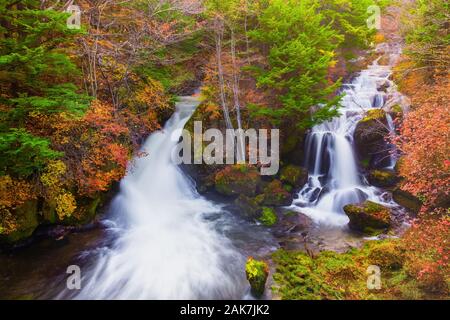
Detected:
left=290, top=44, right=403, bottom=227
left=57, top=97, right=245, bottom=299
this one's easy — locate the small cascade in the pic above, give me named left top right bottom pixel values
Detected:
left=290, top=43, right=404, bottom=226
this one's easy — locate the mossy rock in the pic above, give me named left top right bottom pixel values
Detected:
left=280, top=127, right=306, bottom=166
left=279, top=165, right=308, bottom=188
left=259, top=207, right=277, bottom=226
left=392, top=188, right=422, bottom=215
left=344, top=201, right=391, bottom=235
left=62, top=196, right=101, bottom=225
left=0, top=200, right=39, bottom=243
left=367, top=240, right=404, bottom=270
left=41, top=200, right=57, bottom=224
left=260, top=180, right=292, bottom=206
left=354, top=109, right=390, bottom=168
left=234, top=195, right=263, bottom=220
left=368, top=169, right=398, bottom=188
left=394, top=156, right=405, bottom=175
left=390, top=104, right=403, bottom=120
left=215, top=165, right=261, bottom=197
left=245, top=257, right=269, bottom=298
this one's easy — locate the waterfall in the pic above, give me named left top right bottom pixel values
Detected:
left=290, top=45, right=402, bottom=227
left=57, top=97, right=245, bottom=299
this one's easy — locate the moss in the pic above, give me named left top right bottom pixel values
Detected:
left=392, top=188, right=422, bottom=214
left=245, top=257, right=269, bottom=298
left=272, top=240, right=439, bottom=300
left=259, top=207, right=277, bottom=226
left=361, top=109, right=386, bottom=123
left=368, top=169, right=398, bottom=188
left=367, top=240, right=404, bottom=270
left=279, top=165, right=308, bottom=188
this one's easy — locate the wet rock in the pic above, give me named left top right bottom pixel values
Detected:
left=273, top=211, right=312, bottom=238
left=392, top=188, right=422, bottom=215
left=377, top=79, right=391, bottom=92
left=368, top=169, right=399, bottom=188
left=245, top=257, right=269, bottom=298
left=344, top=201, right=391, bottom=235
left=234, top=195, right=263, bottom=220
left=354, top=109, right=390, bottom=169
left=215, top=165, right=261, bottom=197
left=280, top=127, right=306, bottom=166
left=279, top=165, right=308, bottom=189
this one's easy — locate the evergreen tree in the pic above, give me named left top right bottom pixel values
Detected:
left=0, top=0, right=89, bottom=177
left=248, top=0, right=343, bottom=128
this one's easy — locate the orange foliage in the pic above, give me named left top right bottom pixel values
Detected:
left=403, top=211, right=450, bottom=294
left=394, top=77, right=450, bottom=208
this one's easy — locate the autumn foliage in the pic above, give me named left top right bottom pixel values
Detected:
left=394, top=77, right=450, bottom=208
left=402, top=211, right=449, bottom=294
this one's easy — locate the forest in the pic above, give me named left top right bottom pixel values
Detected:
left=0, top=0, right=448, bottom=301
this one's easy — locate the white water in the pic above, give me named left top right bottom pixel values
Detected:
left=290, top=44, right=404, bottom=226
left=59, top=97, right=246, bottom=299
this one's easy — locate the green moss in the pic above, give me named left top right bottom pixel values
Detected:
left=361, top=109, right=386, bottom=122
left=272, top=240, right=437, bottom=300
left=360, top=157, right=370, bottom=168
left=245, top=257, right=269, bottom=297
left=259, top=207, right=277, bottom=226
left=368, top=169, right=398, bottom=188
left=392, top=104, right=402, bottom=114
left=367, top=240, right=404, bottom=270
left=280, top=165, right=307, bottom=187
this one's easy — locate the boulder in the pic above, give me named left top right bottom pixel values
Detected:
left=215, top=165, right=261, bottom=197
left=392, top=188, right=422, bottom=215
left=63, top=196, right=102, bottom=225
left=367, top=240, right=404, bottom=270
left=260, top=180, right=292, bottom=206
left=279, top=165, right=308, bottom=188
left=245, top=257, right=269, bottom=298
left=344, top=201, right=391, bottom=235
left=368, top=169, right=398, bottom=188
left=280, top=127, right=306, bottom=166
left=273, top=211, right=312, bottom=237
left=0, top=200, right=39, bottom=243
left=234, top=195, right=263, bottom=220
left=354, top=109, right=390, bottom=169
